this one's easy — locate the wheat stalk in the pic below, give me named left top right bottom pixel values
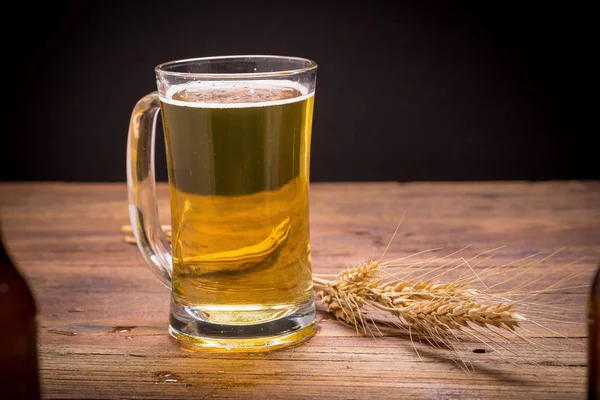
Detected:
left=312, top=259, right=524, bottom=338
left=121, top=224, right=172, bottom=243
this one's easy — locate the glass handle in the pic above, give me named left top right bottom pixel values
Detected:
left=126, top=92, right=172, bottom=289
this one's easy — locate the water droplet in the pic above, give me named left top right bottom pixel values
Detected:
left=67, top=308, right=86, bottom=313
left=346, top=366, right=353, bottom=371
left=319, top=318, right=329, bottom=322
left=165, top=379, right=178, bottom=383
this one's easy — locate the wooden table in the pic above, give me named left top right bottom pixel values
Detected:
left=1, top=181, right=598, bottom=399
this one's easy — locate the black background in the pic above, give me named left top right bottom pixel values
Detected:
left=3, top=1, right=597, bottom=182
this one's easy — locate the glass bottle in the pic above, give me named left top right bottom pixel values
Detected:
left=589, top=264, right=599, bottom=400
left=0, top=218, right=41, bottom=399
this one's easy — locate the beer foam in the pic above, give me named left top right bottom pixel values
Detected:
left=160, top=80, right=313, bottom=109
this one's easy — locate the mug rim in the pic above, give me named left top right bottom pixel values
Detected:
left=155, top=55, right=317, bottom=79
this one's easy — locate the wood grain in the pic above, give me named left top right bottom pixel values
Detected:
left=1, top=181, right=599, bottom=399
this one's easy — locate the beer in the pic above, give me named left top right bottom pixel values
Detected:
left=159, top=81, right=315, bottom=328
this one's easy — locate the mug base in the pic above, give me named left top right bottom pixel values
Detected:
left=168, top=300, right=317, bottom=351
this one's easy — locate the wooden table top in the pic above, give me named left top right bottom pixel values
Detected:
left=1, top=181, right=598, bottom=399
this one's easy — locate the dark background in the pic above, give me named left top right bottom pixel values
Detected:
left=3, top=1, right=597, bottom=182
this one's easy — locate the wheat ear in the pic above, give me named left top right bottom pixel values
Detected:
left=313, top=259, right=525, bottom=339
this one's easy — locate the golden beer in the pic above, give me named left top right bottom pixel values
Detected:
left=159, top=81, right=315, bottom=332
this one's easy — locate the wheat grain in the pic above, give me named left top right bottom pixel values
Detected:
left=123, top=236, right=137, bottom=244
left=122, top=225, right=172, bottom=243
left=313, top=259, right=525, bottom=339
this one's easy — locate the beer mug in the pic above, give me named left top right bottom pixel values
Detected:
left=127, top=56, right=317, bottom=350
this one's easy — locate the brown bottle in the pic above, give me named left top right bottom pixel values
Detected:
left=0, top=219, right=41, bottom=399
left=590, top=264, right=600, bottom=400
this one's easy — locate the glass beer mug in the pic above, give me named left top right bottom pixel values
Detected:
left=126, top=56, right=317, bottom=350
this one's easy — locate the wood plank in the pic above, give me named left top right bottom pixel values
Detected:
left=1, top=181, right=598, bottom=399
